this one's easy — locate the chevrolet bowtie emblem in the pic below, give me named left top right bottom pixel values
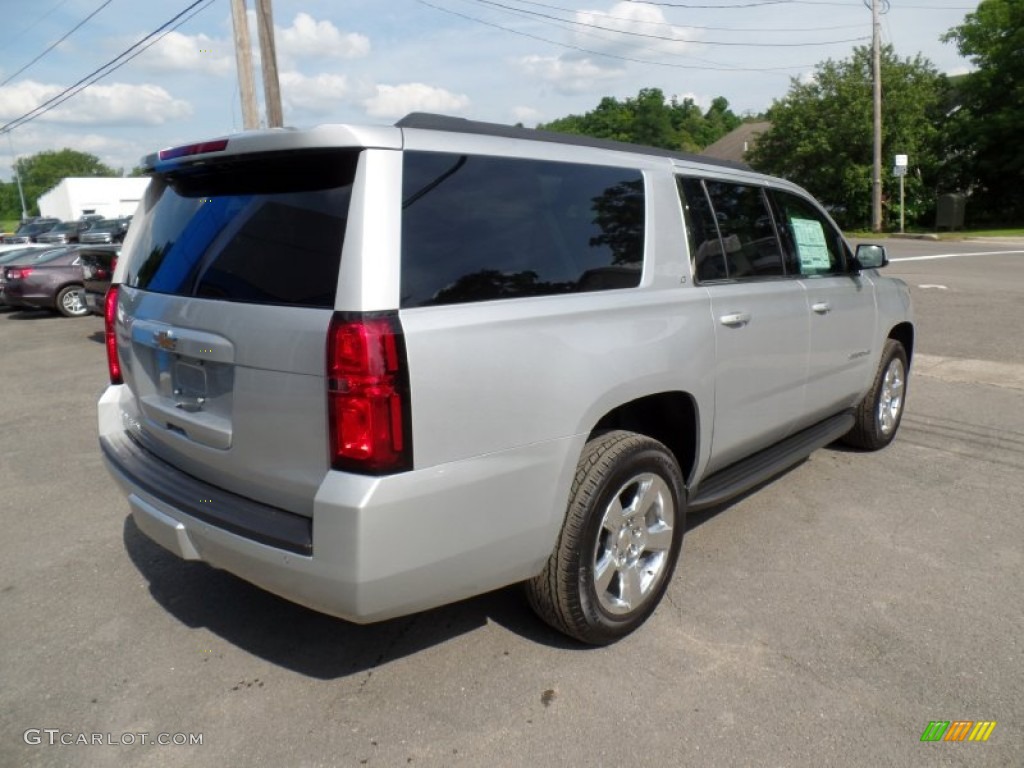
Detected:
left=154, top=329, right=177, bottom=352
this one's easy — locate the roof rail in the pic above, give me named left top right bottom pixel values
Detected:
left=395, top=113, right=751, bottom=172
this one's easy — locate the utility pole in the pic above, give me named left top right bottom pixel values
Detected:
left=255, top=0, right=283, bottom=128
left=230, top=0, right=259, bottom=130
left=7, top=133, right=28, bottom=221
left=871, top=0, right=883, bottom=232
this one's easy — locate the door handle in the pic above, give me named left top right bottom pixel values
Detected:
left=719, top=312, right=751, bottom=327
left=811, top=302, right=831, bottom=314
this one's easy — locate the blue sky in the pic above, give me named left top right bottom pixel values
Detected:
left=0, top=0, right=979, bottom=181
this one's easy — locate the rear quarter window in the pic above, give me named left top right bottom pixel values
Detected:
left=400, top=152, right=645, bottom=307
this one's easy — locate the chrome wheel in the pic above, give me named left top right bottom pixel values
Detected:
left=57, top=286, right=88, bottom=317
left=593, top=472, right=675, bottom=616
left=877, top=357, right=905, bottom=435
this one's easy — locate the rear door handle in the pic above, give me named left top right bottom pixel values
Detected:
left=811, top=302, right=831, bottom=314
left=719, top=312, right=751, bottom=327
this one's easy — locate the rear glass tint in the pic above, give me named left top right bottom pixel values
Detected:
left=125, top=150, right=359, bottom=308
left=401, top=152, right=644, bottom=308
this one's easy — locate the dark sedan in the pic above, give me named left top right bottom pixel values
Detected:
left=79, top=218, right=130, bottom=244
left=78, top=245, right=120, bottom=315
left=0, top=246, right=69, bottom=307
left=1, top=247, right=89, bottom=317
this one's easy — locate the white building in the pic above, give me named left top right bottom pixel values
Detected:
left=38, top=177, right=150, bottom=221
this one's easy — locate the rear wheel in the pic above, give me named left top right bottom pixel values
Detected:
left=842, top=339, right=908, bottom=450
left=526, top=431, right=685, bottom=645
left=56, top=285, right=88, bottom=318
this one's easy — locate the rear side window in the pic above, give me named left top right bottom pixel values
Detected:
left=701, top=181, right=784, bottom=279
left=125, top=150, right=359, bottom=308
left=400, top=152, right=644, bottom=307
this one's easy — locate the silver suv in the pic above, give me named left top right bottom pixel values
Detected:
left=99, top=114, right=913, bottom=644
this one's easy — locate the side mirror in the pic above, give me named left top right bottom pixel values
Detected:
left=854, top=243, right=888, bottom=270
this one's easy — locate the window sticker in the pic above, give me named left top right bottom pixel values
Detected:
left=790, top=217, right=832, bottom=273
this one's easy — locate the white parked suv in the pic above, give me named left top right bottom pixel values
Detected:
left=99, top=114, right=913, bottom=644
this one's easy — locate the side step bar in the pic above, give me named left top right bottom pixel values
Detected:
left=689, top=411, right=855, bottom=512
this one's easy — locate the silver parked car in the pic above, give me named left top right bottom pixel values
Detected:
left=99, top=114, right=913, bottom=644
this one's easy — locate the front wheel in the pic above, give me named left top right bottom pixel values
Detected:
left=56, top=285, right=88, bottom=317
left=526, top=431, right=686, bottom=645
left=842, top=339, right=908, bottom=450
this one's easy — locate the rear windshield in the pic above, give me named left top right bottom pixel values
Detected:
left=124, top=149, right=359, bottom=308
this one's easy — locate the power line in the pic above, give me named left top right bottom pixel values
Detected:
left=1, top=0, right=115, bottom=87
left=468, top=0, right=870, bottom=46
left=1, top=0, right=215, bottom=135
left=415, top=0, right=815, bottom=71
left=491, top=0, right=864, bottom=32
left=9, top=0, right=73, bottom=43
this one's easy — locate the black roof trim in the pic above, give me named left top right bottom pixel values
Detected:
left=395, top=112, right=752, bottom=172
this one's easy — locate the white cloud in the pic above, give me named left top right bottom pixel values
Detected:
left=277, top=13, right=370, bottom=60
left=511, top=106, right=543, bottom=125
left=363, top=83, right=469, bottom=119
left=0, top=80, right=192, bottom=127
left=576, top=2, right=699, bottom=56
left=137, top=31, right=233, bottom=75
left=279, top=71, right=350, bottom=115
left=519, top=55, right=624, bottom=94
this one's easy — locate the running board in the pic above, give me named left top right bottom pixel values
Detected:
left=689, top=411, right=855, bottom=512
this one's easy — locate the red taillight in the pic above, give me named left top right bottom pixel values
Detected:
left=104, top=285, right=122, bottom=384
left=7, top=267, right=33, bottom=279
left=327, top=313, right=411, bottom=473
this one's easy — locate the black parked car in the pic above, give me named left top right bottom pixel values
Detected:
left=3, top=218, right=61, bottom=244
left=78, top=245, right=120, bottom=315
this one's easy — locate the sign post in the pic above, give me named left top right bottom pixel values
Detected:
left=894, top=154, right=908, bottom=233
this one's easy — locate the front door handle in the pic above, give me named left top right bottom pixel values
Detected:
left=719, top=312, right=752, bottom=327
left=811, top=302, right=831, bottom=314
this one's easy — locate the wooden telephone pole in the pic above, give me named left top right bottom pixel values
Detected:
left=231, top=0, right=283, bottom=129
left=230, top=0, right=258, bottom=130
left=255, top=0, right=284, bottom=128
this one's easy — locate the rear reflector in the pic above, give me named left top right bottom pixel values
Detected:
left=327, top=313, right=412, bottom=474
left=158, top=139, right=229, bottom=161
left=105, top=285, right=122, bottom=384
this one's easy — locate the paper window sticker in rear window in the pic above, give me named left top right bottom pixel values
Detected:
left=790, top=218, right=832, bottom=275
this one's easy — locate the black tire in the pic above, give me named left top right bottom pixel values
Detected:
left=55, top=285, right=88, bottom=318
left=526, top=430, right=686, bottom=645
left=842, top=339, right=909, bottom=450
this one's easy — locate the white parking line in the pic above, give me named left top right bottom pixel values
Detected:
left=890, top=250, right=1024, bottom=262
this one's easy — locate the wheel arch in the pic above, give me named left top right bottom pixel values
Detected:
left=588, top=391, right=699, bottom=488
left=888, top=322, right=914, bottom=364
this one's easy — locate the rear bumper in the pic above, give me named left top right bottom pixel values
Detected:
left=98, top=385, right=576, bottom=623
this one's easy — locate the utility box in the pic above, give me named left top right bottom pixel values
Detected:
left=936, top=193, right=966, bottom=231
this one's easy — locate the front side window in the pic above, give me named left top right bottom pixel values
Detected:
left=401, top=152, right=645, bottom=307
left=767, top=190, right=848, bottom=276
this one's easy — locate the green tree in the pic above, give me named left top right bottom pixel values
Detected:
left=942, top=0, right=1024, bottom=224
left=748, top=45, right=948, bottom=229
left=539, top=88, right=741, bottom=152
left=13, top=148, right=118, bottom=216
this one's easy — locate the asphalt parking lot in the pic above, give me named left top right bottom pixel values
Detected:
left=2, top=238, right=1022, bottom=767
